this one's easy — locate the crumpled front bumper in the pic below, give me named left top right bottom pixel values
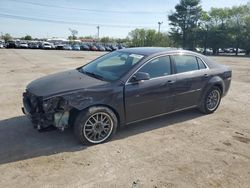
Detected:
left=22, top=92, right=69, bottom=130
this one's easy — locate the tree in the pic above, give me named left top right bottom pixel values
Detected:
left=1, top=33, right=12, bottom=42
left=196, top=11, right=211, bottom=52
left=168, top=0, right=202, bottom=50
left=228, top=5, right=249, bottom=55
left=100, top=37, right=115, bottom=44
left=128, top=28, right=171, bottom=47
left=241, top=6, right=250, bottom=55
left=68, top=28, right=78, bottom=41
left=207, top=8, right=231, bottom=54
left=22, top=35, right=32, bottom=40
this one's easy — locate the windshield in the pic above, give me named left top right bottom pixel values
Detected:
left=80, top=51, right=144, bottom=81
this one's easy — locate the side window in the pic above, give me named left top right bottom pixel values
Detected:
left=138, top=56, right=171, bottom=79
left=172, top=55, right=199, bottom=73
left=197, top=57, right=207, bottom=69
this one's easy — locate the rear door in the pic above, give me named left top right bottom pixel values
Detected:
left=124, top=56, right=176, bottom=123
left=171, top=55, right=210, bottom=110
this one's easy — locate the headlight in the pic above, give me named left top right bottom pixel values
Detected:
left=42, top=97, right=68, bottom=112
left=42, top=97, right=60, bottom=112
left=42, top=100, right=52, bottom=112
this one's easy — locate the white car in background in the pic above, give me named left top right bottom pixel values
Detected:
left=42, top=42, right=52, bottom=49
left=19, top=42, right=28, bottom=48
left=0, top=41, right=4, bottom=48
left=63, top=45, right=72, bottom=50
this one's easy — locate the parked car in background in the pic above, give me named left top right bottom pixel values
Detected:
left=90, top=44, right=98, bottom=51
left=6, top=41, right=17, bottom=48
left=42, top=42, right=52, bottom=49
left=96, top=44, right=106, bottom=51
left=63, top=45, right=72, bottom=50
left=28, top=42, right=39, bottom=49
left=224, top=48, right=235, bottom=53
left=19, top=42, right=28, bottom=48
left=105, top=46, right=112, bottom=51
left=218, top=48, right=224, bottom=53
left=203, top=48, right=213, bottom=55
left=22, top=47, right=232, bottom=145
left=80, top=44, right=90, bottom=51
left=110, top=44, right=118, bottom=51
left=117, top=44, right=125, bottom=49
left=195, top=47, right=203, bottom=53
left=55, top=44, right=64, bottom=50
left=72, top=45, right=80, bottom=51
left=238, top=49, right=245, bottom=53
left=0, top=41, right=4, bottom=48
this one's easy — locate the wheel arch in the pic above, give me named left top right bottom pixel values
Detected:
left=69, top=104, right=121, bottom=127
left=207, top=76, right=225, bottom=95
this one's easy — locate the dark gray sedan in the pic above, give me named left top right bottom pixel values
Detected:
left=22, top=47, right=232, bottom=144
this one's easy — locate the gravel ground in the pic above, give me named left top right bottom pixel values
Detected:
left=0, top=49, right=249, bottom=188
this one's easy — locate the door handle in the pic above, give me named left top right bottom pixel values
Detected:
left=167, top=80, right=175, bottom=84
left=203, top=74, right=209, bottom=77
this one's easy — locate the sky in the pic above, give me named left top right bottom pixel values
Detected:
left=0, top=0, right=249, bottom=39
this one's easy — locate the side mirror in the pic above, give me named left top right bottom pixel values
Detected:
left=130, top=72, right=150, bottom=83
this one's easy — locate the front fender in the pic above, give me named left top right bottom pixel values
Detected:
left=61, top=87, right=125, bottom=124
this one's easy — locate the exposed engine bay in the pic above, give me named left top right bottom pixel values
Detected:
left=22, top=91, right=71, bottom=131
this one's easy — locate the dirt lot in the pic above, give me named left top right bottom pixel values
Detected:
left=0, top=49, right=249, bottom=188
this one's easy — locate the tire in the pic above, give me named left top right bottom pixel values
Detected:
left=74, top=106, right=118, bottom=145
left=199, top=86, right=222, bottom=114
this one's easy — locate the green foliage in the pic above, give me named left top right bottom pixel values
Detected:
left=199, top=5, right=250, bottom=55
left=68, top=35, right=77, bottom=40
left=1, top=33, right=12, bottom=42
left=68, top=28, right=78, bottom=41
left=168, top=0, right=202, bottom=49
left=100, top=37, right=115, bottom=44
left=22, top=35, right=32, bottom=40
left=168, top=0, right=250, bottom=55
left=128, top=28, right=171, bottom=47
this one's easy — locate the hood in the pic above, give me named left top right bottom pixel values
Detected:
left=27, top=69, right=107, bottom=97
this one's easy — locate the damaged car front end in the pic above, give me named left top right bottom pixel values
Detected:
left=22, top=91, right=71, bottom=131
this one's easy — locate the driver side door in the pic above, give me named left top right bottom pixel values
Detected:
left=124, top=56, right=176, bottom=123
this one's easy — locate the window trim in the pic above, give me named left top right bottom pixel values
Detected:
left=125, top=53, right=209, bottom=85
left=196, top=57, right=207, bottom=70
left=137, top=55, right=173, bottom=79
left=170, top=54, right=209, bottom=75
left=126, top=55, right=173, bottom=84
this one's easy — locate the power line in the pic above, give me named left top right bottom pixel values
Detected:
left=9, top=0, right=167, bottom=15
left=0, top=13, right=156, bottom=29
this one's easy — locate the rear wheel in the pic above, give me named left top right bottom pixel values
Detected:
left=74, top=106, right=118, bottom=145
left=199, top=86, right=221, bottom=114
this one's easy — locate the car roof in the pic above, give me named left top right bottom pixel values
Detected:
left=118, top=47, right=181, bottom=56
left=118, top=47, right=211, bottom=59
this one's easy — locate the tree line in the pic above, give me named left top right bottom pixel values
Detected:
left=168, top=0, right=250, bottom=55
left=128, top=0, right=250, bottom=55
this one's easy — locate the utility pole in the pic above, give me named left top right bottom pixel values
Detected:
left=158, top=21, right=163, bottom=33
left=97, top=26, right=100, bottom=39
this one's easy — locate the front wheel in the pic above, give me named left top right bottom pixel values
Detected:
left=74, top=106, right=118, bottom=145
left=199, top=86, right=222, bottom=114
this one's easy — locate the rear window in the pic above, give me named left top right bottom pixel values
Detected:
left=172, top=55, right=199, bottom=73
